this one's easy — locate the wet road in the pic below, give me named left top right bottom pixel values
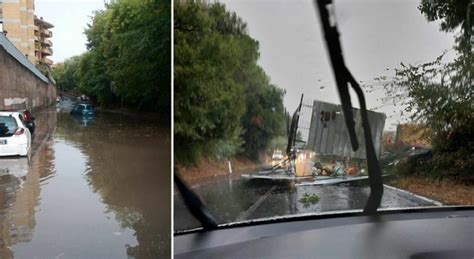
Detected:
left=175, top=175, right=439, bottom=231
left=0, top=100, right=170, bottom=258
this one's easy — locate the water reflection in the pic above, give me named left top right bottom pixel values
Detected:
left=70, top=114, right=96, bottom=127
left=55, top=112, right=171, bottom=258
left=0, top=141, right=54, bottom=257
left=175, top=176, right=436, bottom=231
left=0, top=108, right=56, bottom=258
left=0, top=109, right=170, bottom=258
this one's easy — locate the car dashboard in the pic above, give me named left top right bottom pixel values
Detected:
left=175, top=207, right=474, bottom=259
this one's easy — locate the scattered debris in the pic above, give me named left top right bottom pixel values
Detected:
left=299, top=193, right=320, bottom=204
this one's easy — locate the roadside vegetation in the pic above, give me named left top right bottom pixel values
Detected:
left=174, top=1, right=287, bottom=165
left=51, top=0, right=170, bottom=112
left=380, top=0, right=472, bottom=186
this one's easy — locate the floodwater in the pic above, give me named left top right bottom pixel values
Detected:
left=174, top=176, right=438, bottom=231
left=0, top=100, right=170, bottom=258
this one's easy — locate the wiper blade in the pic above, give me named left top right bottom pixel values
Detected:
left=175, top=172, right=218, bottom=230
left=175, top=1, right=384, bottom=231
left=286, top=94, right=304, bottom=156
left=314, top=0, right=383, bottom=214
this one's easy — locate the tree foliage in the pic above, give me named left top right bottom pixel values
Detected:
left=174, top=1, right=286, bottom=163
left=51, top=55, right=82, bottom=91
left=52, top=0, right=171, bottom=111
left=382, top=1, right=473, bottom=181
left=418, top=0, right=471, bottom=34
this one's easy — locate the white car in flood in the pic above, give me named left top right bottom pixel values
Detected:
left=0, top=112, right=31, bottom=157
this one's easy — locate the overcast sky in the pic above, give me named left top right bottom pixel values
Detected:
left=220, top=0, right=456, bottom=130
left=34, top=0, right=457, bottom=131
left=35, top=0, right=105, bottom=63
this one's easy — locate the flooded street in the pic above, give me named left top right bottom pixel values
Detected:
left=175, top=176, right=439, bottom=231
left=0, top=100, right=170, bottom=258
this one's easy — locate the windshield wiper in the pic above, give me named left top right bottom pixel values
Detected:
left=176, top=0, right=385, bottom=231
left=175, top=173, right=218, bottom=229
left=314, top=0, right=383, bottom=214
left=286, top=94, right=304, bottom=156
left=271, top=94, right=303, bottom=174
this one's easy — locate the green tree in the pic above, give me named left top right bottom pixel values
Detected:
left=72, top=0, right=171, bottom=111
left=104, top=0, right=171, bottom=110
left=240, top=69, right=286, bottom=158
left=51, top=55, right=82, bottom=92
left=174, top=1, right=286, bottom=163
left=419, top=0, right=471, bottom=33
left=382, top=0, right=473, bottom=181
left=75, top=51, right=114, bottom=106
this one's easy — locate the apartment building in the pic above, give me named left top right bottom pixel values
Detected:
left=34, top=15, right=53, bottom=70
left=0, top=0, right=53, bottom=71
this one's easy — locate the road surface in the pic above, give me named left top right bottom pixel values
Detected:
left=175, top=174, right=440, bottom=231
left=0, top=99, right=170, bottom=258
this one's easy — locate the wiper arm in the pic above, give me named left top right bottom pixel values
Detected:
left=314, top=0, right=383, bottom=214
left=286, top=94, right=304, bottom=156
left=175, top=172, right=218, bottom=230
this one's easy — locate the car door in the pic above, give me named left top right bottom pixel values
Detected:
left=17, top=114, right=31, bottom=151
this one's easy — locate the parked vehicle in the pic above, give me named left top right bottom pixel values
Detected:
left=20, top=109, right=35, bottom=134
left=271, top=149, right=284, bottom=166
left=70, top=103, right=96, bottom=116
left=0, top=112, right=32, bottom=157
left=272, top=149, right=284, bottom=161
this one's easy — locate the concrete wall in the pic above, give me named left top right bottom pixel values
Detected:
left=0, top=45, right=56, bottom=111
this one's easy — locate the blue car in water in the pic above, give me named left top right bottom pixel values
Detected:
left=70, top=103, right=96, bottom=116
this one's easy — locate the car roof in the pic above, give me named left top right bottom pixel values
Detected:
left=0, top=109, right=27, bottom=112
left=0, top=111, right=22, bottom=116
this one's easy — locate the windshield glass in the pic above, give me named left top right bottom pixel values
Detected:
left=174, top=0, right=472, bottom=231
left=0, top=116, right=18, bottom=137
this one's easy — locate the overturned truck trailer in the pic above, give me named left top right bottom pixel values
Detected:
left=306, top=100, right=386, bottom=159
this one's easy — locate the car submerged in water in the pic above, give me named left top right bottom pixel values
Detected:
left=0, top=112, right=32, bottom=157
left=70, top=103, right=96, bottom=116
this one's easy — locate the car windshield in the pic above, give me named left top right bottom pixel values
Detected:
left=0, top=116, right=18, bottom=137
left=174, top=0, right=472, bottom=231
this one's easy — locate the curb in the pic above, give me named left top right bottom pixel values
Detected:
left=384, top=184, right=444, bottom=206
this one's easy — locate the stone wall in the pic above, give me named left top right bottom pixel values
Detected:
left=0, top=46, right=56, bottom=111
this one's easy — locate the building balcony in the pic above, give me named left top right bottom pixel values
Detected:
left=41, top=47, right=53, bottom=56
left=41, top=38, right=53, bottom=47
left=43, top=58, right=54, bottom=66
left=35, top=16, right=54, bottom=29
left=45, top=39, right=53, bottom=46
left=41, top=29, right=52, bottom=38
left=35, top=51, right=43, bottom=60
